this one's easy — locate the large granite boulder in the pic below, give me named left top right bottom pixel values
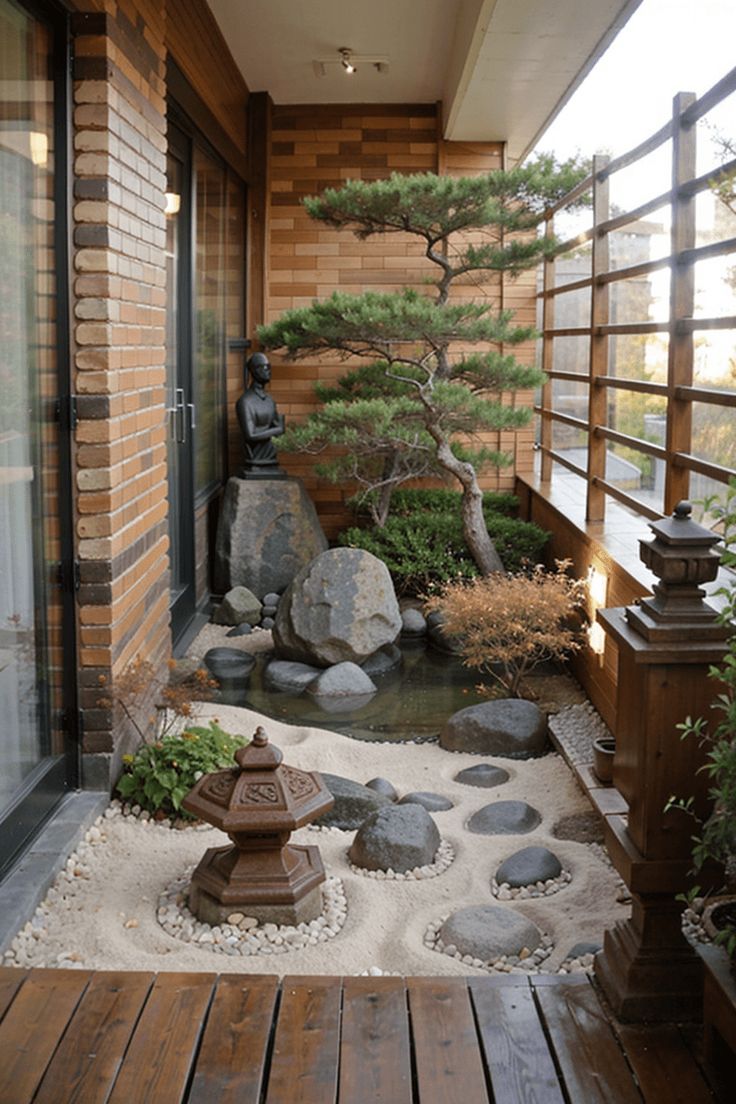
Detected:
left=214, top=476, right=327, bottom=598
left=440, top=699, right=549, bottom=758
left=316, top=773, right=392, bottom=830
left=439, top=905, right=542, bottom=961
left=273, top=548, right=401, bottom=668
left=349, top=804, right=440, bottom=872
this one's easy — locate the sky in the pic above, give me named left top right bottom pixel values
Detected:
left=535, top=0, right=736, bottom=165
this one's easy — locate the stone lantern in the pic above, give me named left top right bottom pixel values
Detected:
left=182, top=726, right=334, bottom=927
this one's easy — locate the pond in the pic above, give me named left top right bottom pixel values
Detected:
left=213, top=641, right=487, bottom=743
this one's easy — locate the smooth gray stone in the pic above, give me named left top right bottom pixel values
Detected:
left=261, top=616, right=275, bottom=630
left=214, top=476, right=327, bottom=597
left=361, top=644, right=402, bottom=678
left=227, top=623, right=252, bottom=637
left=399, top=791, right=453, bottom=812
left=466, top=800, right=542, bottom=836
left=308, top=662, right=377, bottom=698
left=454, top=764, right=510, bottom=789
left=261, top=605, right=278, bottom=619
left=441, top=699, right=549, bottom=759
left=348, top=804, right=440, bottom=873
left=567, top=941, right=602, bottom=959
left=213, top=585, right=262, bottom=626
left=365, top=777, right=399, bottom=801
left=273, top=548, right=401, bottom=667
left=264, top=659, right=322, bottom=692
left=203, top=647, right=256, bottom=681
left=316, top=773, right=392, bottom=830
left=440, top=905, right=541, bottom=961
left=495, top=846, right=562, bottom=888
left=400, top=608, right=427, bottom=636
left=263, top=592, right=281, bottom=607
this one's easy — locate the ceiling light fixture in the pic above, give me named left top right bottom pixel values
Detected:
left=339, top=48, right=356, bottom=74
left=312, top=51, right=390, bottom=78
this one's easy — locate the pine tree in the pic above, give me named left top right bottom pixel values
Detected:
left=258, top=156, right=586, bottom=573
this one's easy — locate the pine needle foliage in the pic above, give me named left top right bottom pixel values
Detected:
left=259, top=156, right=588, bottom=569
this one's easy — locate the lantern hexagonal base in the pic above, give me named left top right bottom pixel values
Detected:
left=187, top=841, right=326, bottom=927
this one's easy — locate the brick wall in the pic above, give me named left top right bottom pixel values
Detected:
left=259, top=103, right=537, bottom=538
left=71, top=0, right=170, bottom=777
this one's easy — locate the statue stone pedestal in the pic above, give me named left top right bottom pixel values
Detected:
left=214, top=476, right=327, bottom=599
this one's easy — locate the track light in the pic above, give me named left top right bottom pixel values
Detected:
left=340, top=48, right=356, bottom=74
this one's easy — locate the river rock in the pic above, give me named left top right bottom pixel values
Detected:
left=454, top=764, right=510, bottom=789
left=264, top=659, right=322, bottom=692
left=495, top=846, right=562, bottom=888
left=440, top=699, right=549, bottom=758
left=365, top=777, right=399, bottom=801
left=466, top=800, right=542, bottom=836
left=308, top=663, right=377, bottom=698
left=213, top=585, right=262, bottom=626
left=227, top=623, right=253, bottom=637
left=349, top=804, right=440, bottom=872
left=398, top=791, right=453, bottom=812
left=439, top=905, right=542, bottom=961
left=400, top=608, right=427, bottom=636
left=316, top=774, right=392, bottom=830
left=203, top=647, right=256, bottom=681
left=263, top=592, right=281, bottom=608
left=361, top=644, right=403, bottom=678
left=273, top=548, right=401, bottom=667
left=214, top=476, right=328, bottom=598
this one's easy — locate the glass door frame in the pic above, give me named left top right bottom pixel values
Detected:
left=0, top=0, right=80, bottom=880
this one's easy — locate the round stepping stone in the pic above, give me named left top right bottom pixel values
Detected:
left=495, top=846, right=562, bottom=888
left=398, top=792, right=453, bottom=812
left=552, top=812, right=603, bottom=844
left=264, top=660, right=322, bottom=692
left=203, top=647, right=256, bottom=681
left=361, top=644, right=402, bottom=678
left=316, top=774, right=391, bottom=830
left=365, top=777, right=399, bottom=802
left=454, top=764, right=510, bottom=789
left=227, top=623, right=252, bottom=637
left=440, top=905, right=542, bottom=961
left=466, top=800, right=541, bottom=836
left=441, top=699, right=549, bottom=758
left=349, top=804, right=440, bottom=872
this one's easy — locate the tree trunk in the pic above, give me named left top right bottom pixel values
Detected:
left=433, top=440, right=505, bottom=574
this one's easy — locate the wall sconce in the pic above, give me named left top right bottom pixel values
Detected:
left=586, top=565, right=609, bottom=663
left=164, top=192, right=181, bottom=216
left=587, top=620, right=607, bottom=658
left=29, top=131, right=48, bottom=167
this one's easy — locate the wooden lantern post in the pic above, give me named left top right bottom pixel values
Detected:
left=595, top=501, right=729, bottom=1021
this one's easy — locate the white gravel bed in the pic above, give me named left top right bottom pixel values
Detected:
left=549, top=702, right=614, bottom=766
left=491, top=869, right=572, bottom=900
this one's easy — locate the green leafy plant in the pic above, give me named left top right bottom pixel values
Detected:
left=340, top=493, right=548, bottom=594
left=668, top=478, right=736, bottom=955
left=117, top=720, right=245, bottom=819
left=425, top=561, right=586, bottom=697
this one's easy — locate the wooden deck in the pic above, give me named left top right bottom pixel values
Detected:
left=0, top=968, right=725, bottom=1103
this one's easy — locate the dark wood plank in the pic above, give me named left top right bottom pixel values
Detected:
left=339, top=977, right=412, bottom=1104
left=469, top=977, right=565, bottom=1104
left=614, top=1022, right=716, bottom=1104
left=106, top=972, right=215, bottom=1104
left=407, top=977, right=490, bottom=1104
left=0, top=967, right=92, bottom=1103
left=34, top=971, right=154, bottom=1104
left=532, top=976, right=642, bottom=1104
left=187, top=974, right=280, bottom=1104
left=265, top=975, right=341, bottom=1104
left=0, top=970, right=25, bottom=1022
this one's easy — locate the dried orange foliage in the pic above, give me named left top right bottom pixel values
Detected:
left=426, top=561, right=586, bottom=698
left=98, top=655, right=219, bottom=743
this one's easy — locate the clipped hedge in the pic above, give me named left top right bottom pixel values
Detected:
left=339, top=491, right=548, bottom=594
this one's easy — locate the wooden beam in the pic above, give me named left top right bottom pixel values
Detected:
left=586, top=153, right=610, bottom=522
left=246, top=91, right=272, bottom=342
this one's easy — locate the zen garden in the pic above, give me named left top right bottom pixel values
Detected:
left=3, top=69, right=736, bottom=1101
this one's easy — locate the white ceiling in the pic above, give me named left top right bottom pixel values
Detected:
left=208, top=0, right=641, bottom=161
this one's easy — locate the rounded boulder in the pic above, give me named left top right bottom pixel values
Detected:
left=440, top=699, right=549, bottom=759
left=349, top=804, right=440, bottom=872
left=440, top=905, right=542, bottom=962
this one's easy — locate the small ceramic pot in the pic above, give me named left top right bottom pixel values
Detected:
left=592, top=736, right=616, bottom=785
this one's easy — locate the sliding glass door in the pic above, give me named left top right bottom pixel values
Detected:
left=0, top=0, right=76, bottom=875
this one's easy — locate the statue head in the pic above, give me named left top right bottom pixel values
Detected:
left=247, top=352, right=271, bottom=387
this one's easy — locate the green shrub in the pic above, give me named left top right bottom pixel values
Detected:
left=117, top=720, right=245, bottom=819
left=351, top=487, right=519, bottom=520
left=339, top=508, right=549, bottom=593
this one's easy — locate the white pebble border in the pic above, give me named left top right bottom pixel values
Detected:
left=557, top=952, right=598, bottom=975
left=156, top=869, right=347, bottom=956
left=549, top=702, right=613, bottom=766
left=491, top=869, right=571, bottom=900
left=348, top=839, right=455, bottom=881
left=423, top=913, right=554, bottom=974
